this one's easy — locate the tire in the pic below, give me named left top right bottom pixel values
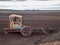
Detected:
left=20, top=26, right=32, bottom=36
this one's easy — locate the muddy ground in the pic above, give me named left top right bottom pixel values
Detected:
left=0, top=31, right=60, bottom=45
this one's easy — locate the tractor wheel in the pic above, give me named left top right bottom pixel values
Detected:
left=20, top=26, right=32, bottom=36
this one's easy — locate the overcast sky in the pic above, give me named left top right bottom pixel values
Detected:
left=0, top=1, right=60, bottom=10
left=0, top=0, right=60, bottom=1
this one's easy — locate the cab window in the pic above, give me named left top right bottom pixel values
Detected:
left=13, top=17, right=21, bottom=22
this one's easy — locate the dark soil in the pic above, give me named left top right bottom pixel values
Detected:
left=0, top=31, right=60, bottom=45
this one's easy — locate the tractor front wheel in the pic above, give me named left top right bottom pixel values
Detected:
left=20, top=26, right=32, bottom=36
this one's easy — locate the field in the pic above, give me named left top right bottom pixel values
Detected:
left=0, top=31, right=60, bottom=45
left=0, top=10, right=60, bottom=45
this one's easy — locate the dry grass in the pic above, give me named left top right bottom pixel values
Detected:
left=40, top=41, right=60, bottom=45
left=39, top=31, right=60, bottom=45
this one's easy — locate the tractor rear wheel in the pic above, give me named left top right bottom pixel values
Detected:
left=20, top=26, right=32, bottom=36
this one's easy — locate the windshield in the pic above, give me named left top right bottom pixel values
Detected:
left=13, top=17, right=21, bottom=22
left=0, top=0, right=60, bottom=10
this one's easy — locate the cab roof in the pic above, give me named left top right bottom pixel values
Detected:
left=9, top=14, right=22, bottom=17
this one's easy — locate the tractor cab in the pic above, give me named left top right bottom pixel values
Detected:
left=9, top=14, right=32, bottom=36
left=9, top=14, right=22, bottom=29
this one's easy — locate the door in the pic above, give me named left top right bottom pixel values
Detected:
left=12, top=17, right=22, bottom=29
left=9, top=15, right=22, bottom=29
